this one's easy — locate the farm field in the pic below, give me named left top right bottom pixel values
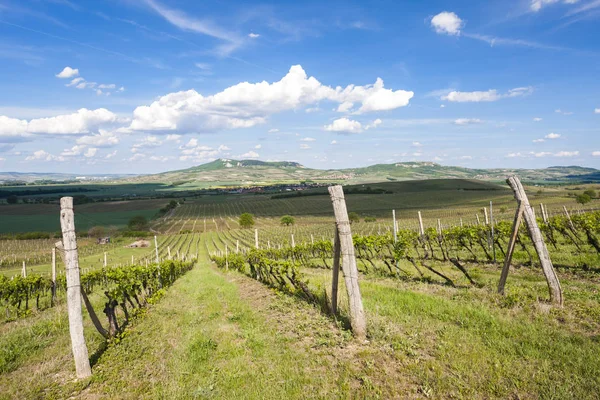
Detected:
left=1, top=179, right=600, bottom=398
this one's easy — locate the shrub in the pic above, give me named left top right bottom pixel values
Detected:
left=584, top=189, right=597, bottom=199
left=239, top=213, right=255, bottom=228
left=364, top=216, right=377, bottom=222
left=348, top=212, right=360, bottom=224
left=576, top=193, right=592, bottom=205
left=128, top=215, right=149, bottom=231
left=280, top=215, right=295, bottom=226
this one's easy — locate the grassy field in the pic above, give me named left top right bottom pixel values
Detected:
left=1, top=235, right=599, bottom=399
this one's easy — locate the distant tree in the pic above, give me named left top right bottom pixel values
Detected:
left=500, top=206, right=508, bottom=214
left=107, top=225, right=119, bottom=237
left=128, top=215, right=149, bottom=231
left=239, top=213, right=255, bottom=228
left=364, top=216, right=377, bottom=222
left=280, top=215, right=295, bottom=226
left=348, top=212, right=360, bottom=224
left=6, top=195, right=18, bottom=204
left=88, top=226, right=105, bottom=238
left=576, top=193, right=592, bottom=205
left=584, top=189, right=597, bottom=199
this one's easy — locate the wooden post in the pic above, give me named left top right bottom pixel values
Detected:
left=51, top=247, right=57, bottom=305
left=490, top=200, right=496, bottom=263
left=540, top=204, right=546, bottom=223
left=255, top=229, right=259, bottom=249
left=236, top=240, right=239, bottom=253
left=392, top=209, right=397, bottom=243
left=484, top=207, right=489, bottom=225
left=437, top=219, right=442, bottom=235
left=291, top=234, right=295, bottom=248
left=563, top=206, right=575, bottom=231
left=460, top=218, right=463, bottom=227
left=59, top=197, right=92, bottom=379
left=311, top=234, right=314, bottom=245
left=328, top=185, right=366, bottom=340
left=103, top=252, right=107, bottom=267
left=506, top=176, right=563, bottom=305
left=476, top=214, right=480, bottom=225
left=154, top=236, right=159, bottom=263
left=498, top=201, right=525, bottom=295
left=225, top=245, right=229, bottom=270
left=417, top=211, right=425, bottom=236
left=331, top=227, right=341, bottom=314
left=22, top=261, right=26, bottom=278
left=267, top=240, right=271, bottom=249
left=131, top=255, right=134, bottom=265
left=168, top=246, right=171, bottom=259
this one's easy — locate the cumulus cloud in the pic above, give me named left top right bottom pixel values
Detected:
left=25, top=150, right=65, bottom=162
left=365, top=118, right=382, bottom=130
left=555, top=109, right=573, bottom=115
left=330, top=140, right=338, bottom=145
left=165, top=134, right=181, bottom=142
left=0, top=109, right=119, bottom=138
left=454, top=118, right=483, bottom=125
left=105, top=150, right=117, bottom=159
left=61, top=145, right=86, bottom=156
left=324, top=118, right=363, bottom=133
left=592, top=151, right=600, bottom=156
left=248, top=32, right=260, bottom=38
left=133, top=136, right=163, bottom=150
left=56, top=66, right=79, bottom=79
left=442, top=87, right=533, bottom=102
left=254, top=144, right=262, bottom=149
left=218, top=144, right=231, bottom=151
left=533, top=138, right=545, bottom=143
left=595, top=108, right=600, bottom=114
left=412, top=141, right=423, bottom=147
left=149, top=155, right=172, bottom=162
left=239, top=150, right=259, bottom=159
left=128, top=65, right=413, bottom=133
left=533, top=117, right=543, bottom=121
left=300, top=144, right=311, bottom=150
left=301, top=137, right=316, bottom=142
left=430, top=11, right=464, bottom=36
left=76, top=130, right=119, bottom=147
left=554, top=150, right=579, bottom=157
left=545, top=133, right=561, bottom=139
left=84, top=147, right=98, bottom=158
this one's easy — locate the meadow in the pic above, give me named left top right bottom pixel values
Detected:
left=1, top=178, right=599, bottom=399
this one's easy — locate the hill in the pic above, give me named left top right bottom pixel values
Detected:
left=121, top=159, right=600, bottom=187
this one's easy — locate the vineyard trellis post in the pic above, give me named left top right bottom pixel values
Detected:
left=22, top=261, right=26, bottom=278
left=225, top=244, right=229, bottom=270
left=417, top=211, right=425, bottom=236
left=51, top=247, right=57, bottom=306
left=255, top=229, right=259, bottom=249
left=328, top=185, right=367, bottom=340
left=498, top=201, right=525, bottom=295
left=331, top=227, right=341, bottom=315
left=392, top=209, right=397, bottom=243
left=291, top=234, right=295, bottom=248
left=104, top=252, right=107, bottom=267
left=490, top=200, right=496, bottom=263
left=563, top=206, right=575, bottom=231
left=504, top=176, right=563, bottom=305
left=476, top=214, right=480, bottom=225
left=236, top=240, right=239, bottom=253
left=59, top=197, right=92, bottom=379
left=168, top=246, right=172, bottom=260
left=154, top=235, right=159, bottom=263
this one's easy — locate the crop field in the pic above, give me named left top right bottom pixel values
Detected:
left=1, top=179, right=600, bottom=399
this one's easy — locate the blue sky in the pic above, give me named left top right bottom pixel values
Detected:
left=0, top=0, right=599, bottom=174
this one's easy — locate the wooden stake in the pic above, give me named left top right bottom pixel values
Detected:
left=103, top=252, right=107, bottom=267
left=484, top=207, right=489, bottom=225
left=490, top=201, right=496, bottom=263
left=328, top=185, right=366, bottom=340
left=311, top=234, right=314, bottom=245
left=331, top=227, right=341, bottom=314
left=437, top=218, right=442, bottom=236
left=22, top=261, right=26, bottom=278
left=498, top=201, right=525, bottom=295
left=236, top=240, right=239, bottom=253
left=168, top=246, right=171, bottom=259
left=51, top=247, right=57, bottom=306
left=506, top=176, right=563, bottom=305
left=154, top=236, right=159, bottom=263
left=476, top=214, right=480, bottom=225
left=392, top=209, right=397, bottom=243
left=291, top=234, right=295, bottom=248
left=417, top=211, right=425, bottom=236
left=255, top=229, right=259, bottom=249
left=225, top=245, right=229, bottom=270
left=59, top=197, right=92, bottom=379
left=563, top=206, right=575, bottom=231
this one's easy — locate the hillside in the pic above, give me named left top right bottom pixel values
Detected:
left=121, top=159, right=600, bottom=187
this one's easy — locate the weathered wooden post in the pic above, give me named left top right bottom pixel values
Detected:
left=51, top=246, right=57, bottom=306
left=328, top=185, right=366, bottom=340
left=22, top=261, right=27, bottom=278
left=490, top=200, right=496, bottom=263
left=437, top=218, right=442, bottom=235
left=331, top=228, right=341, bottom=314
left=225, top=244, right=229, bottom=270
left=255, top=229, right=259, bottom=249
left=392, top=209, right=397, bottom=243
left=154, top=235, right=159, bottom=263
left=563, top=206, right=575, bottom=231
left=168, top=246, right=172, bottom=259
left=460, top=217, right=464, bottom=227
left=417, top=211, right=425, bottom=236
left=311, top=234, right=314, bottom=245
left=103, top=252, right=107, bottom=267
left=476, top=214, right=480, bottom=225
left=59, top=197, right=92, bottom=379
left=131, top=255, right=134, bottom=265
left=291, top=234, right=295, bottom=248
left=484, top=207, right=489, bottom=225
left=504, top=176, right=563, bottom=305
left=498, top=202, right=525, bottom=295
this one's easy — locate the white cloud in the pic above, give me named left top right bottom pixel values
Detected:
left=56, top=66, right=79, bottom=79
left=305, top=107, right=320, bottom=113
left=105, top=150, right=117, bottom=159
left=127, top=153, right=146, bottom=162
left=533, top=139, right=545, bottom=143
left=128, top=65, right=413, bottom=133
left=555, top=109, right=574, bottom=115
left=254, top=144, right=262, bottom=149
left=149, top=155, right=172, bottom=162
left=300, top=137, right=316, bottom=142
left=165, top=134, right=182, bottom=142
left=195, top=63, right=211, bottom=70
left=442, top=87, right=533, bottom=102
left=364, top=118, right=382, bottom=130
left=239, top=150, right=259, bottom=159
left=430, top=11, right=464, bottom=36
left=459, top=155, right=473, bottom=160
left=330, top=140, right=338, bottom=145
left=454, top=118, right=483, bottom=125
left=76, top=130, right=119, bottom=147
left=595, top=108, right=600, bottom=114
left=533, top=117, right=543, bottom=121
left=324, top=117, right=363, bottom=133
left=440, top=104, right=446, bottom=108
left=67, top=77, right=85, bottom=87
left=248, top=32, right=260, bottom=38
left=554, top=150, right=579, bottom=157
left=98, top=84, right=116, bottom=89
left=84, top=147, right=98, bottom=158
left=530, top=0, right=579, bottom=12
left=0, top=108, right=119, bottom=137
left=268, top=128, right=279, bottom=133
left=592, top=151, right=600, bottom=156
left=61, top=145, right=86, bottom=156
left=218, top=144, right=231, bottom=151
left=412, top=141, right=423, bottom=147
left=545, top=133, right=561, bottom=139
left=133, top=135, right=162, bottom=150
left=25, top=150, right=65, bottom=162
left=300, top=144, right=311, bottom=150
left=506, top=152, right=524, bottom=158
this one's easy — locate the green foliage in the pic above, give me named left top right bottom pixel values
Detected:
left=364, top=216, right=377, bottom=222
left=6, top=195, right=18, bottom=204
left=280, top=215, right=295, bottom=226
left=128, top=215, right=149, bottom=231
left=584, top=189, right=597, bottom=199
left=348, top=212, right=360, bottom=224
left=576, top=193, right=592, bottom=205
left=88, top=226, right=105, bottom=238
left=239, top=213, right=255, bottom=228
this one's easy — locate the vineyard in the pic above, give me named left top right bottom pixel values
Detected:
left=1, top=182, right=600, bottom=399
